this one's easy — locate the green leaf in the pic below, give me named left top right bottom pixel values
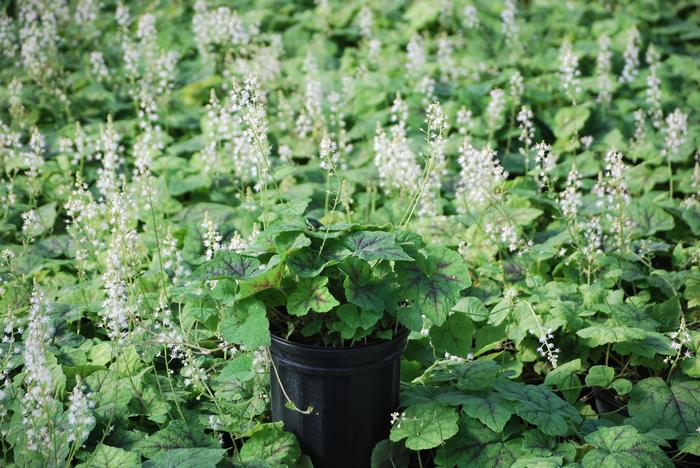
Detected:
left=342, top=257, right=386, bottom=312
left=191, top=252, right=260, bottom=281
left=452, top=297, right=489, bottom=322
left=287, top=276, right=340, bottom=316
left=627, top=378, right=700, bottom=437
left=610, top=379, right=634, bottom=395
left=544, top=359, right=583, bottom=387
left=370, top=440, right=410, bottom=468
left=287, top=250, right=332, bottom=278
left=342, top=230, right=413, bottom=262
left=389, top=402, right=459, bottom=450
left=77, top=444, right=140, bottom=468
left=685, top=274, right=700, bottom=309
left=237, top=257, right=285, bottom=298
left=430, top=359, right=502, bottom=391
left=586, top=365, right=615, bottom=388
left=23, top=202, right=57, bottom=238
left=396, top=247, right=471, bottom=326
left=218, top=355, right=254, bottom=382
left=220, top=299, right=271, bottom=348
left=446, top=394, right=514, bottom=433
left=680, top=207, right=700, bottom=236
left=135, top=419, right=220, bottom=459
left=142, top=449, right=226, bottom=468
left=434, top=419, right=522, bottom=468
left=430, top=313, right=474, bottom=356
left=553, top=106, right=590, bottom=140
left=274, top=232, right=311, bottom=256
left=577, top=326, right=647, bottom=347
left=272, top=198, right=311, bottom=216
left=336, top=303, right=382, bottom=336
left=239, top=423, right=301, bottom=465
left=629, top=201, right=675, bottom=236
left=582, top=426, right=672, bottom=468
left=544, top=359, right=583, bottom=404
left=494, top=382, right=581, bottom=436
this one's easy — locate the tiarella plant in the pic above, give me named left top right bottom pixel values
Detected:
left=190, top=198, right=471, bottom=347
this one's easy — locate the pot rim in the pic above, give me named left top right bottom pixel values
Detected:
left=270, top=327, right=410, bottom=351
left=269, top=328, right=409, bottom=375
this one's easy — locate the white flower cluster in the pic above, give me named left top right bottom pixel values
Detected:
left=17, top=1, right=65, bottom=80
left=192, top=1, right=259, bottom=58
left=663, top=108, right=688, bottom=159
left=23, top=127, right=45, bottom=186
left=534, top=141, right=555, bottom=189
left=633, top=109, right=646, bottom=145
left=437, top=35, right=462, bottom=82
left=456, top=142, right=507, bottom=212
left=21, top=209, right=41, bottom=239
left=66, top=378, right=95, bottom=444
left=559, top=165, right=582, bottom=220
left=319, top=135, right=340, bottom=175
left=100, top=190, right=139, bottom=342
left=358, top=6, right=373, bottom=40
left=456, top=105, right=473, bottom=137
left=559, top=39, right=581, bottom=103
left=509, top=71, right=524, bottom=106
left=374, top=95, right=421, bottom=196
left=202, top=211, right=223, bottom=261
left=419, top=102, right=449, bottom=218
left=517, top=106, right=534, bottom=151
left=645, top=45, right=663, bottom=128
left=95, top=117, right=124, bottom=198
left=21, top=282, right=56, bottom=453
left=594, top=150, right=633, bottom=248
left=596, top=34, right=614, bottom=104
left=531, top=327, right=560, bottom=368
left=620, top=28, right=641, bottom=84
left=463, top=4, right=479, bottom=29
left=0, top=12, right=16, bottom=60
left=664, top=316, right=693, bottom=363
left=65, top=176, right=104, bottom=263
left=486, top=88, right=506, bottom=136
left=501, top=0, right=519, bottom=47
left=406, top=33, right=426, bottom=79
left=74, top=0, right=99, bottom=30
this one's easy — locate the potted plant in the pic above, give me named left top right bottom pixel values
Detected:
left=192, top=200, right=471, bottom=467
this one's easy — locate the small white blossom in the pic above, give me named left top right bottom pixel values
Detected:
left=620, top=28, right=641, bottom=84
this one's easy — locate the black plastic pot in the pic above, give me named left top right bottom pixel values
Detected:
left=269, top=330, right=409, bottom=468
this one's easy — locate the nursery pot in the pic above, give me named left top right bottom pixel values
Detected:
left=269, top=330, right=409, bottom=468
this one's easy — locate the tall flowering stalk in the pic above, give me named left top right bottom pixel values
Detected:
left=374, top=95, right=421, bottom=197
left=594, top=149, right=632, bottom=252
left=230, top=74, right=279, bottom=227
left=663, top=108, right=687, bottom=198
left=20, top=282, right=60, bottom=462
left=456, top=142, right=507, bottom=213
left=486, top=88, right=505, bottom=143
left=559, top=39, right=581, bottom=104
left=620, top=28, right=640, bottom=84
left=596, top=34, right=614, bottom=104
left=501, top=0, right=519, bottom=51
left=400, top=102, right=448, bottom=227
left=645, top=45, right=663, bottom=128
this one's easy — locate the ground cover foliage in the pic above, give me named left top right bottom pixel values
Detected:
left=1, top=0, right=700, bottom=466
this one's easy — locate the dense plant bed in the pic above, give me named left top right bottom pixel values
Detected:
left=0, top=0, right=699, bottom=467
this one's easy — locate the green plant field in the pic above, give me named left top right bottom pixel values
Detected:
left=1, top=0, right=700, bottom=466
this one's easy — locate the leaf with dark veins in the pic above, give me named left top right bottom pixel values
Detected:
left=396, top=247, right=471, bottom=326
left=191, top=252, right=260, bottom=281
left=627, top=378, right=700, bottom=437
left=287, top=276, right=340, bottom=316
left=342, top=230, right=413, bottom=262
